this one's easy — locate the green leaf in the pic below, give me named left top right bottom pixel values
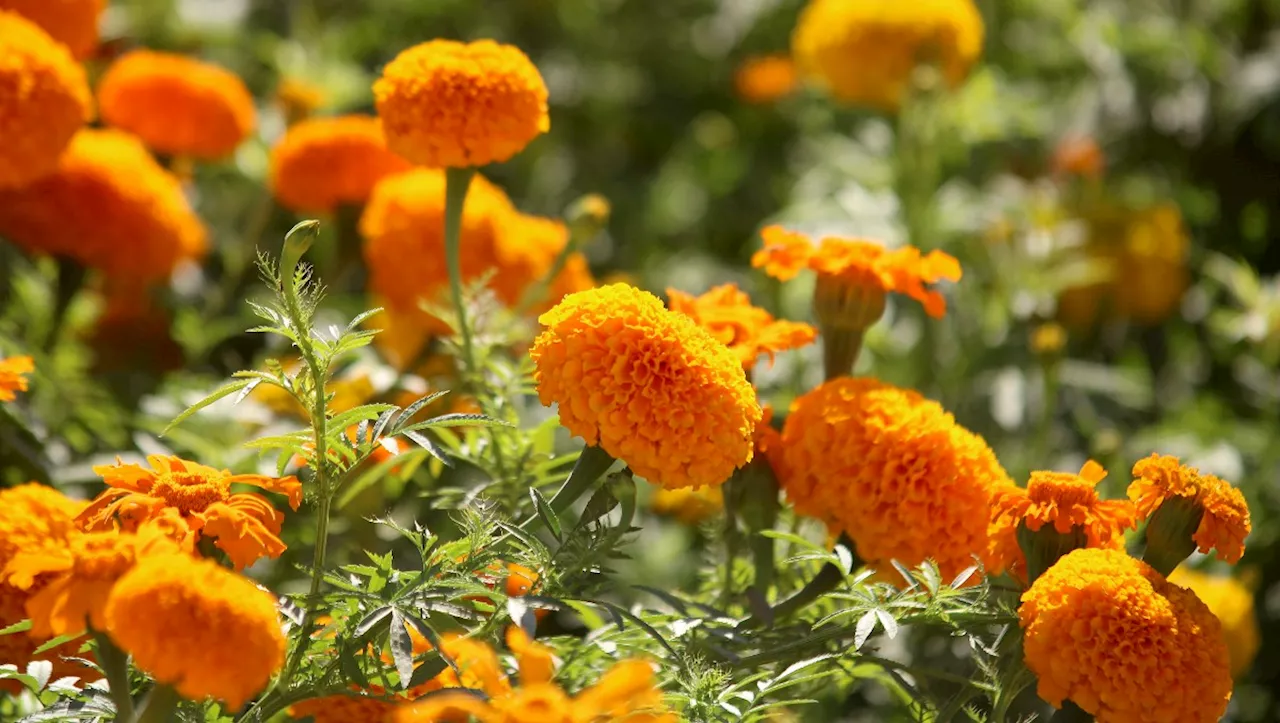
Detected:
left=32, top=632, right=82, bottom=656
left=399, top=413, right=509, bottom=433
left=163, top=379, right=251, bottom=435
left=0, top=619, right=32, bottom=636
left=388, top=610, right=414, bottom=689
left=529, top=487, right=562, bottom=541
left=402, top=430, right=452, bottom=467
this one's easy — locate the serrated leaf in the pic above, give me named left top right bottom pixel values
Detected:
left=164, top=379, right=251, bottom=434
left=950, top=565, right=978, bottom=589
left=874, top=609, right=899, bottom=639
left=353, top=606, right=393, bottom=639
left=400, top=413, right=509, bottom=432
left=854, top=610, right=878, bottom=650
left=32, top=632, right=81, bottom=655
left=346, top=307, right=385, bottom=332
left=529, top=488, right=562, bottom=540
left=402, top=430, right=452, bottom=467
left=388, top=610, right=414, bottom=689
left=405, top=655, right=448, bottom=691
left=0, top=619, right=32, bottom=636
left=397, top=391, right=451, bottom=425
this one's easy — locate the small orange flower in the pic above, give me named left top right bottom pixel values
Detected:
left=1129, top=454, right=1251, bottom=564
left=0, top=355, right=34, bottom=401
left=734, top=54, right=799, bottom=104
left=506, top=626, right=555, bottom=685
left=0, top=0, right=104, bottom=59
left=79, top=455, right=302, bottom=570
left=97, top=50, right=256, bottom=160
left=269, top=115, right=412, bottom=213
left=374, top=39, right=549, bottom=167
left=1052, top=136, right=1105, bottom=179
left=667, top=284, right=816, bottom=369
left=987, top=461, right=1136, bottom=579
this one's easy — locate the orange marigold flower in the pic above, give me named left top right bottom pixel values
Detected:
left=0, top=11, right=92, bottom=189
left=735, top=54, right=799, bottom=104
left=987, top=461, right=1136, bottom=579
left=1052, top=136, right=1105, bottom=179
left=79, top=455, right=302, bottom=570
left=667, top=284, right=816, bottom=369
left=0, top=128, right=208, bottom=281
left=506, top=626, right=554, bottom=685
left=97, top=50, right=256, bottom=160
left=531, top=284, right=762, bottom=490
left=269, top=115, right=412, bottom=213
left=104, top=553, right=286, bottom=711
left=791, top=0, right=984, bottom=112
left=0, top=0, right=104, bottom=59
left=374, top=39, right=549, bottom=168
left=1169, top=566, right=1260, bottom=679
left=778, top=377, right=1010, bottom=581
left=435, top=633, right=512, bottom=697
left=1129, top=454, right=1251, bottom=564
left=0, top=355, right=34, bottom=401
left=1019, top=548, right=1232, bottom=722
left=392, top=691, right=494, bottom=722
left=288, top=695, right=399, bottom=723
left=572, top=659, right=668, bottom=721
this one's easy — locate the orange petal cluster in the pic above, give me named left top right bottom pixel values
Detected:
left=374, top=39, right=549, bottom=168
left=79, top=455, right=302, bottom=570
left=0, top=355, right=34, bottom=401
left=269, top=115, right=412, bottom=213
left=98, top=50, right=256, bottom=160
left=0, top=0, right=104, bottom=59
left=1019, top=548, right=1232, bottom=722
left=0, top=11, right=92, bottom=189
left=777, top=377, right=1010, bottom=580
left=734, top=54, right=799, bottom=104
left=531, top=284, right=762, bottom=490
left=666, top=284, right=816, bottom=369
left=1128, top=454, right=1251, bottom=564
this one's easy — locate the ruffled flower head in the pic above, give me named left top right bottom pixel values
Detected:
left=374, top=39, right=549, bottom=167
left=0, top=128, right=208, bottom=282
left=531, top=284, right=762, bottom=490
left=97, top=50, right=256, bottom=160
left=79, top=455, right=302, bottom=570
left=734, top=54, right=799, bottom=104
left=1168, top=566, right=1260, bottom=679
left=269, top=115, right=412, bottom=213
left=666, top=284, right=816, bottom=369
left=104, top=553, right=286, bottom=711
left=651, top=485, right=724, bottom=525
left=791, top=0, right=984, bottom=111
left=1019, top=548, right=1232, bottom=722
left=0, top=355, right=34, bottom=401
left=1128, top=454, right=1251, bottom=564
left=777, top=377, right=1010, bottom=581
left=987, top=461, right=1136, bottom=579
left=0, top=0, right=104, bottom=59
left=0, top=11, right=92, bottom=189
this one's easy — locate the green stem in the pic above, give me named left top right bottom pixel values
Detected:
left=738, top=554, right=847, bottom=629
left=443, top=167, right=479, bottom=383
left=545, top=444, right=616, bottom=516
left=1034, top=360, right=1060, bottom=474
left=136, top=684, right=180, bottom=723
left=93, top=630, right=134, bottom=723
left=820, top=327, right=864, bottom=381
left=46, top=257, right=87, bottom=352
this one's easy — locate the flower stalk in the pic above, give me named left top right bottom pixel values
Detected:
left=444, top=166, right=479, bottom=382
left=94, top=629, right=135, bottom=723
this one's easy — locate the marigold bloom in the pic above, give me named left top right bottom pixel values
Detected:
left=0, top=355, right=34, bottom=401
left=572, top=659, right=669, bottom=720
left=97, top=50, right=256, bottom=160
left=374, top=39, right=549, bottom=167
left=1112, top=204, right=1189, bottom=325
left=1129, top=454, right=1251, bottom=564
left=651, top=485, right=724, bottom=525
left=0, top=128, right=207, bottom=281
left=1168, top=567, right=1260, bottom=678
left=0, top=11, right=92, bottom=189
left=269, top=115, right=412, bottom=213
left=778, top=378, right=1010, bottom=580
left=275, top=76, right=326, bottom=124
left=435, top=633, right=512, bottom=697
left=79, top=455, right=302, bottom=570
left=987, top=461, right=1136, bottom=579
left=105, top=553, right=285, bottom=711
left=791, top=0, right=984, bottom=111
left=1019, top=548, right=1232, bottom=722
left=1052, top=136, right=1105, bottom=179
left=288, top=696, right=399, bottom=723
left=531, top=284, right=762, bottom=489
left=506, top=626, right=554, bottom=685
left=734, top=54, right=799, bottom=104
left=0, top=0, right=104, bottom=59
left=667, top=284, right=816, bottom=369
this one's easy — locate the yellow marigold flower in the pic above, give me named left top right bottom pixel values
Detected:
left=79, top=455, right=302, bottom=570
left=0, top=11, right=92, bottom=189
left=1168, top=566, right=1260, bottom=678
left=777, top=377, right=1010, bottom=581
left=0, top=0, right=104, bottom=59
left=667, top=284, right=817, bottom=369
left=734, top=54, right=799, bottom=104
left=374, top=39, right=549, bottom=167
left=531, top=284, right=762, bottom=490
left=0, top=354, right=34, bottom=401
left=1019, top=548, right=1232, bottom=722
left=274, top=76, right=326, bottom=125
left=987, top=461, right=1136, bottom=579
left=651, top=485, right=724, bottom=525
left=97, top=50, right=256, bottom=160
left=1129, top=454, right=1251, bottom=564
left=0, top=128, right=208, bottom=281
left=791, top=0, right=984, bottom=111
left=269, top=115, right=412, bottom=213
left=104, top=553, right=286, bottom=711
left=1113, top=203, right=1190, bottom=325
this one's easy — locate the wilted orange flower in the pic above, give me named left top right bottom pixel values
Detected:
left=269, top=115, right=412, bottom=213
left=1019, top=549, right=1231, bottom=722
left=105, top=553, right=286, bottom=711
left=1169, top=566, right=1260, bottom=679
left=97, top=50, right=256, bottom=160
left=0, top=128, right=208, bottom=281
left=735, top=54, right=799, bottom=104
left=1052, top=136, right=1105, bottom=179
left=778, top=377, right=1010, bottom=581
left=531, top=284, right=762, bottom=490
left=791, top=0, right=984, bottom=111
left=667, top=284, right=816, bottom=369
left=374, top=39, right=549, bottom=167
left=79, top=455, right=302, bottom=570
left=1129, top=454, right=1251, bottom=564
left=987, top=461, right=1136, bottom=579
left=0, top=11, right=92, bottom=189
left=0, top=0, right=104, bottom=59
left=0, top=355, right=34, bottom=401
